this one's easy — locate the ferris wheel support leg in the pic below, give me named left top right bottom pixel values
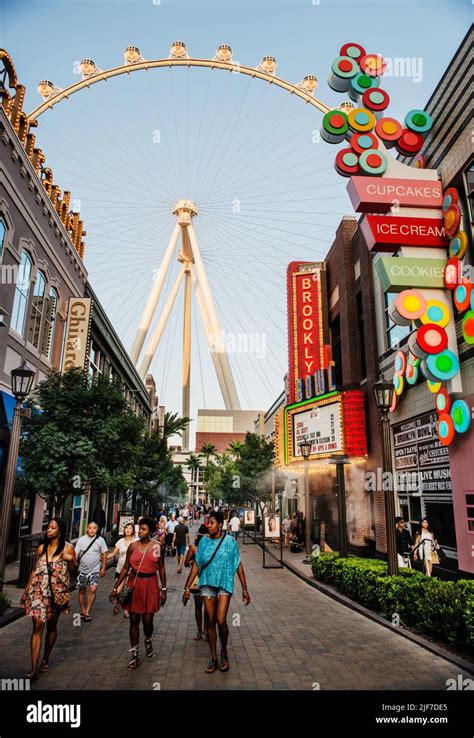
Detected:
left=130, top=221, right=181, bottom=365
left=138, top=264, right=186, bottom=379
left=191, top=266, right=231, bottom=410
left=187, top=224, right=241, bottom=410
left=182, top=264, right=192, bottom=453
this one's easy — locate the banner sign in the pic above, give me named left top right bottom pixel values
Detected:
left=61, top=298, right=92, bottom=371
left=393, top=412, right=451, bottom=494
left=347, top=176, right=443, bottom=213
left=360, top=215, right=448, bottom=252
left=375, top=256, right=447, bottom=292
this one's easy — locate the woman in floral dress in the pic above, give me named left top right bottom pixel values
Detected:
left=20, top=517, right=77, bottom=680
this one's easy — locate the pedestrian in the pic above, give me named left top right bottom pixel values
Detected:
left=110, top=517, right=167, bottom=670
left=173, top=516, right=190, bottom=574
left=184, top=541, right=208, bottom=641
left=182, top=510, right=250, bottom=673
left=108, top=522, right=136, bottom=616
left=156, top=515, right=167, bottom=544
left=282, top=515, right=292, bottom=548
left=20, top=517, right=77, bottom=680
left=75, top=521, right=108, bottom=622
left=228, top=513, right=240, bottom=541
left=395, top=516, right=413, bottom=568
left=165, top=512, right=178, bottom=556
left=413, top=518, right=438, bottom=576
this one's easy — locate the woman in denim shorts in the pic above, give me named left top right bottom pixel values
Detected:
left=183, top=510, right=250, bottom=673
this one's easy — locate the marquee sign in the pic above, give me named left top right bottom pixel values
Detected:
left=347, top=177, right=443, bottom=213
left=61, top=298, right=92, bottom=372
left=360, top=215, right=448, bottom=252
left=284, top=390, right=367, bottom=464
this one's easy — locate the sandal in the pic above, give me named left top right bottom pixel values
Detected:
left=193, top=632, right=203, bottom=641
left=25, top=669, right=39, bottom=681
left=220, top=656, right=230, bottom=672
left=39, top=660, right=49, bottom=673
left=83, top=615, right=92, bottom=622
left=144, top=638, right=154, bottom=659
left=126, top=647, right=140, bottom=671
left=205, top=659, right=219, bottom=674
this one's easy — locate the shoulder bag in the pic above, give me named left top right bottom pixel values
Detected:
left=45, top=546, right=70, bottom=612
left=117, top=543, right=149, bottom=606
left=77, top=534, right=99, bottom=564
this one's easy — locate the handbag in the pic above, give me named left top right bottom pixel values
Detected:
left=431, top=549, right=440, bottom=565
left=45, top=547, right=70, bottom=612
left=117, top=543, right=149, bottom=606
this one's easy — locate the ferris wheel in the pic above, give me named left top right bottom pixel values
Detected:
left=26, top=41, right=379, bottom=448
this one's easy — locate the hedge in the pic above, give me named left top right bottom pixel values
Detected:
left=311, top=553, right=474, bottom=654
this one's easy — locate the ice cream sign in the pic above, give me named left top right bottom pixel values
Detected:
left=321, top=41, right=472, bottom=446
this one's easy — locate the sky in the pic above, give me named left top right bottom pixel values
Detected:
left=1, top=0, right=471, bottom=445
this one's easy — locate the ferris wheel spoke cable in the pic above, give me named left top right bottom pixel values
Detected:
left=192, top=289, right=207, bottom=410
left=186, top=67, right=215, bottom=196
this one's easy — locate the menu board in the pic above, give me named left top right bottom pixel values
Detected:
left=393, top=412, right=451, bottom=494
left=293, top=401, right=343, bottom=457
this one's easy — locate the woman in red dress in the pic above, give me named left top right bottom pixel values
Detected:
left=110, top=517, right=167, bottom=670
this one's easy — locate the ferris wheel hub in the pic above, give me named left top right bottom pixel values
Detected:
left=173, top=199, right=198, bottom=225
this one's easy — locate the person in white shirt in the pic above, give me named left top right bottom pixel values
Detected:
left=107, top=523, right=136, bottom=617
left=165, top=513, right=179, bottom=556
left=229, top=514, right=240, bottom=541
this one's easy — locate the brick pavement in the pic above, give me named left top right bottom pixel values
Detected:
left=0, top=524, right=470, bottom=691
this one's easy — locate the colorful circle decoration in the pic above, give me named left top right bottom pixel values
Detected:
left=462, top=310, right=474, bottom=345
left=416, top=324, right=448, bottom=354
left=393, top=375, right=404, bottom=396
left=375, top=117, right=403, bottom=146
left=404, top=109, right=433, bottom=134
left=442, top=188, right=459, bottom=211
left=361, top=88, right=390, bottom=113
left=335, top=148, right=360, bottom=177
left=449, top=231, right=468, bottom=260
left=321, top=110, right=349, bottom=143
left=349, top=73, right=380, bottom=100
left=359, top=148, right=387, bottom=175
left=340, top=43, right=366, bottom=62
left=426, top=350, right=459, bottom=381
left=420, top=300, right=450, bottom=327
left=408, top=331, right=427, bottom=360
left=450, top=400, right=471, bottom=434
left=454, top=282, right=472, bottom=313
left=329, top=56, right=360, bottom=92
left=437, top=413, right=455, bottom=446
left=394, top=351, right=407, bottom=375
left=348, top=107, right=376, bottom=133
left=413, top=154, right=426, bottom=168
left=444, top=258, right=461, bottom=290
left=405, top=362, right=419, bottom=386
left=395, top=129, right=424, bottom=156
left=426, top=379, right=442, bottom=393
left=409, top=352, right=421, bottom=367
left=444, top=205, right=461, bottom=237
left=435, top=388, right=451, bottom=415
left=471, top=291, right=474, bottom=310
left=350, top=132, right=378, bottom=154
left=393, top=290, right=427, bottom=325
left=389, top=390, right=398, bottom=413
left=359, top=53, right=387, bottom=77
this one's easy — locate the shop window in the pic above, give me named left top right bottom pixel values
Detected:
left=330, top=315, right=343, bottom=388
left=27, top=271, right=46, bottom=349
left=466, top=493, right=474, bottom=532
left=423, top=501, right=456, bottom=550
left=0, top=218, right=5, bottom=262
left=11, top=250, right=32, bottom=336
left=41, top=287, right=58, bottom=359
left=385, top=292, right=411, bottom=349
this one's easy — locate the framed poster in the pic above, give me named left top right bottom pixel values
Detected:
left=264, top=514, right=280, bottom=539
left=244, top=510, right=255, bottom=526
left=118, top=512, right=135, bottom=535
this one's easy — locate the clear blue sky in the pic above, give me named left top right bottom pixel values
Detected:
left=1, top=0, right=471, bottom=444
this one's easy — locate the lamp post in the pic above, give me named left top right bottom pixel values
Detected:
left=373, top=375, right=398, bottom=576
left=299, top=439, right=312, bottom=563
left=0, top=361, right=35, bottom=590
left=329, top=454, right=350, bottom=558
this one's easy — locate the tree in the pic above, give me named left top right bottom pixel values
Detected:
left=200, top=442, right=217, bottom=461
left=162, top=411, right=190, bottom=442
left=131, top=430, right=188, bottom=512
left=203, top=453, right=238, bottom=504
left=227, top=440, right=244, bottom=459
left=19, top=369, right=144, bottom=516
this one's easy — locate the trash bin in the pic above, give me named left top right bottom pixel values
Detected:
left=17, top=534, right=44, bottom=588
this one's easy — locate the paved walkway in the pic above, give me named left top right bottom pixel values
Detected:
left=0, top=524, right=470, bottom=691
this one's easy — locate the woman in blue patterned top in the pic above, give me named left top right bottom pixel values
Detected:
left=183, top=510, right=250, bottom=673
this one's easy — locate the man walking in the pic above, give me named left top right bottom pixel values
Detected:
left=229, top=513, right=240, bottom=541
left=173, top=516, right=190, bottom=573
left=75, top=521, right=108, bottom=622
left=395, top=516, right=413, bottom=568
left=165, top=513, right=179, bottom=556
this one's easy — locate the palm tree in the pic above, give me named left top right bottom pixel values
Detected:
left=162, top=411, right=191, bottom=442
left=227, top=440, right=244, bottom=459
left=200, top=442, right=217, bottom=462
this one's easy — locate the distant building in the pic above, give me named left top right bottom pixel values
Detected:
left=195, top=408, right=264, bottom=455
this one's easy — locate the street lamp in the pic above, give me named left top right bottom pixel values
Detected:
left=0, top=361, right=35, bottom=590
left=299, top=439, right=312, bottom=563
left=329, top=454, right=350, bottom=558
left=373, top=374, right=399, bottom=575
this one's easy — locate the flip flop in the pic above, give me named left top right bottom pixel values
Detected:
left=39, top=660, right=49, bottom=673
left=83, top=615, right=92, bottom=622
